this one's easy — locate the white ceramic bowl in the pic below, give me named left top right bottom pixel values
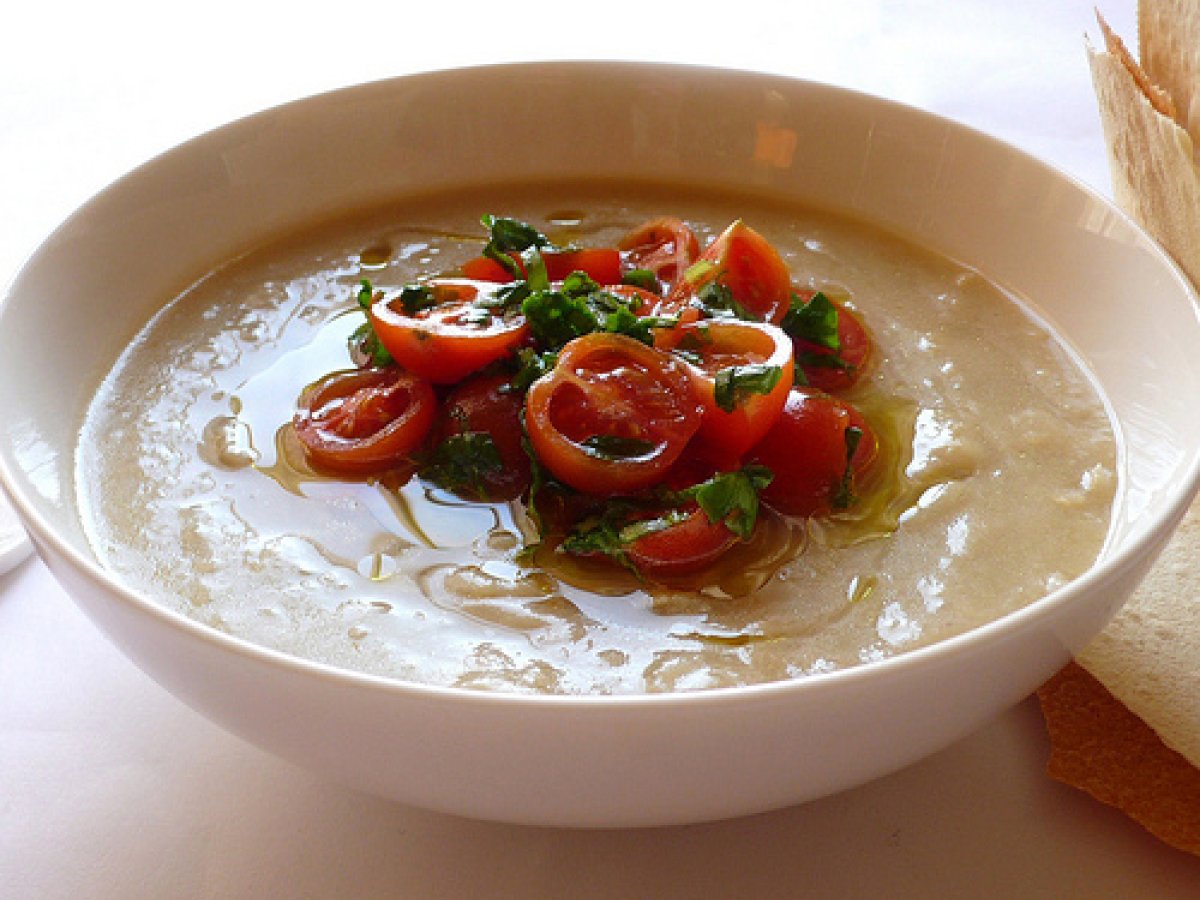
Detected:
left=3, top=62, right=1199, bottom=828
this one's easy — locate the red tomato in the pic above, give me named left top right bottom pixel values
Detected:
left=618, top=216, right=700, bottom=286
left=791, top=290, right=873, bottom=393
left=746, top=388, right=878, bottom=517
left=524, top=333, right=703, bottom=495
left=294, top=367, right=436, bottom=475
left=430, top=374, right=531, bottom=500
left=369, top=279, right=529, bottom=384
left=670, top=319, right=794, bottom=457
left=460, top=248, right=622, bottom=286
left=624, top=506, right=739, bottom=577
left=665, top=220, right=793, bottom=323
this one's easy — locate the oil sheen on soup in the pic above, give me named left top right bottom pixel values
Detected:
left=75, top=183, right=1117, bottom=694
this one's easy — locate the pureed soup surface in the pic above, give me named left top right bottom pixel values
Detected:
left=76, top=182, right=1117, bottom=694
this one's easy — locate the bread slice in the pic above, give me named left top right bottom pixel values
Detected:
left=1039, top=661, right=1200, bottom=855
left=1037, top=11, right=1200, bottom=853
left=1089, top=13, right=1200, bottom=289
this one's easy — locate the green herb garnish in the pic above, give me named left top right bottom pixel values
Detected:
left=480, top=215, right=553, bottom=279
left=675, top=465, right=774, bottom=540
left=693, top=281, right=755, bottom=321
left=781, top=291, right=840, bottom=350
left=350, top=278, right=393, bottom=366
left=508, top=347, right=558, bottom=394
left=423, top=432, right=503, bottom=499
left=581, top=434, right=657, bottom=460
left=712, top=364, right=784, bottom=413
left=831, top=426, right=863, bottom=511
left=521, top=271, right=670, bottom=350
left=621, top=268, right=660, bottom=292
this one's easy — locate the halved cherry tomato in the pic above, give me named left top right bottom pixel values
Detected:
left=430, top=373, right=531, bottom=500
left=625, top=506, right=739, bottom=577
left=746, top=388, right=878, bottom=517
left=294, top=367, right=436, bottom=475
left=369, top=279, right=529, bottom=384
left=665, top=220, right=793, bottom=323
left=669, top=319, right=794, bottom=457
left=618, top=216, right=700, bottom=287
left=524, top=333, right=703, bottom=495
left=461, top=248, right=623, bottom=286
left=791, top=290, right=873, bottom=393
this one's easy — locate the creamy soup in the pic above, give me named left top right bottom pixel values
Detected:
left=75, top=182, right=1116, bottom=694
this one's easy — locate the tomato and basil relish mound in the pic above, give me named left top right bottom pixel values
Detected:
left=77, top=189, right=1116, bottom=693
left=292, top=214, right=879, bottom=583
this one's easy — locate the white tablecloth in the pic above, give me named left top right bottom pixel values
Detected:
left=6, top=1, right=1200, bottom=896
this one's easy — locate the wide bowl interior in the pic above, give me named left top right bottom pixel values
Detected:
left=2, top=62, right=1199, bottom=827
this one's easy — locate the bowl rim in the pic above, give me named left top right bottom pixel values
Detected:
left=4, top=58, right=1200, bottom=710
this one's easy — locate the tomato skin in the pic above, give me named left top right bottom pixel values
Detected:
left=432, top=373, right=531, bottom=500
left=746, top=388, right=878, bottom=517
left=524, top=333, right=703, bottom=496
left=666, top=220, right=793, bottom=323
left=792, top=291, right=873, bottom=393
left=460, top=248, right=623, bottom=286
left=672, top=320, right=795, bottom=457
left=294, top=367, right=436, bottom=475
left=461, top=256, right=512, bottom=282
left=369, top=279, right=529, bottom=384
left=618, top=216, right=700, bottom=287
left=625, top=507, right=739, bottom=577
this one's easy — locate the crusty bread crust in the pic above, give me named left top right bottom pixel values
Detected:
left=1140, top=0, right=1200, bottom=141
left=1089, top=17, right=1200, bottom=288
left=1078, top=8, right=1200, bottom=774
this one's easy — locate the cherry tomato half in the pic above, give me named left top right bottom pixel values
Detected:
left=746, top=388, right=878, bottom=517
left=625, top=506, right=739, bottom=577
left=294, top=367, right=436, bottom=476
left=665, top=220, right=793, bottom=323
left=461, top=248, right=623, bottom=286
left=430, top=373, right=531, bottom=500
left=369, top=279, right=529, bottom=384
left=524, top=333, right=703, bottom=495
left=669, top=319, right=794, bottom=457
left=618, top=216, right=700, bottom=287
left=791, top=290, right=873, bottom=393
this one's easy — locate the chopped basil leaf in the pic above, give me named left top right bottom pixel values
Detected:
left=781, top=291, right=840, bottom=350
left=559, top=512, right=639, bottom=573
left=424, top=432, right=503, bottom=499
left=712, top=364, right=783, bottom=413
left=581, top=434, right=657, bottom=460
left=831, top=426, right=863, bottom=511
left=694, top=281, right=755, bottom=321
left=395, top=283, right=438, bottom=315
left=621, top=268, right=660, bottom=292
left=675, top=465, right=774, bottom=540
left=356, top=278, right=374, bottom=311
left=350, top=278, right=392, bottom=366
left=481, top=215, right=553, bottom=279
left=522, top=246, right=551, bottom=292
left=559, top=502, right=688, bottom=574
left=522, top=284, right=600, bottom=349
left=520, top=273, right=664, bottom=349
left=475, top=280, right=532, bottom=312
left=508, top=347, right=558, bottom=393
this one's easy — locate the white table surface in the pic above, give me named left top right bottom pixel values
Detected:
left=6, top=1, right=1200, bottom=896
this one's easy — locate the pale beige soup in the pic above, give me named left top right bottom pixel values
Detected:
left=76, top=182, right=1116, bottom=694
